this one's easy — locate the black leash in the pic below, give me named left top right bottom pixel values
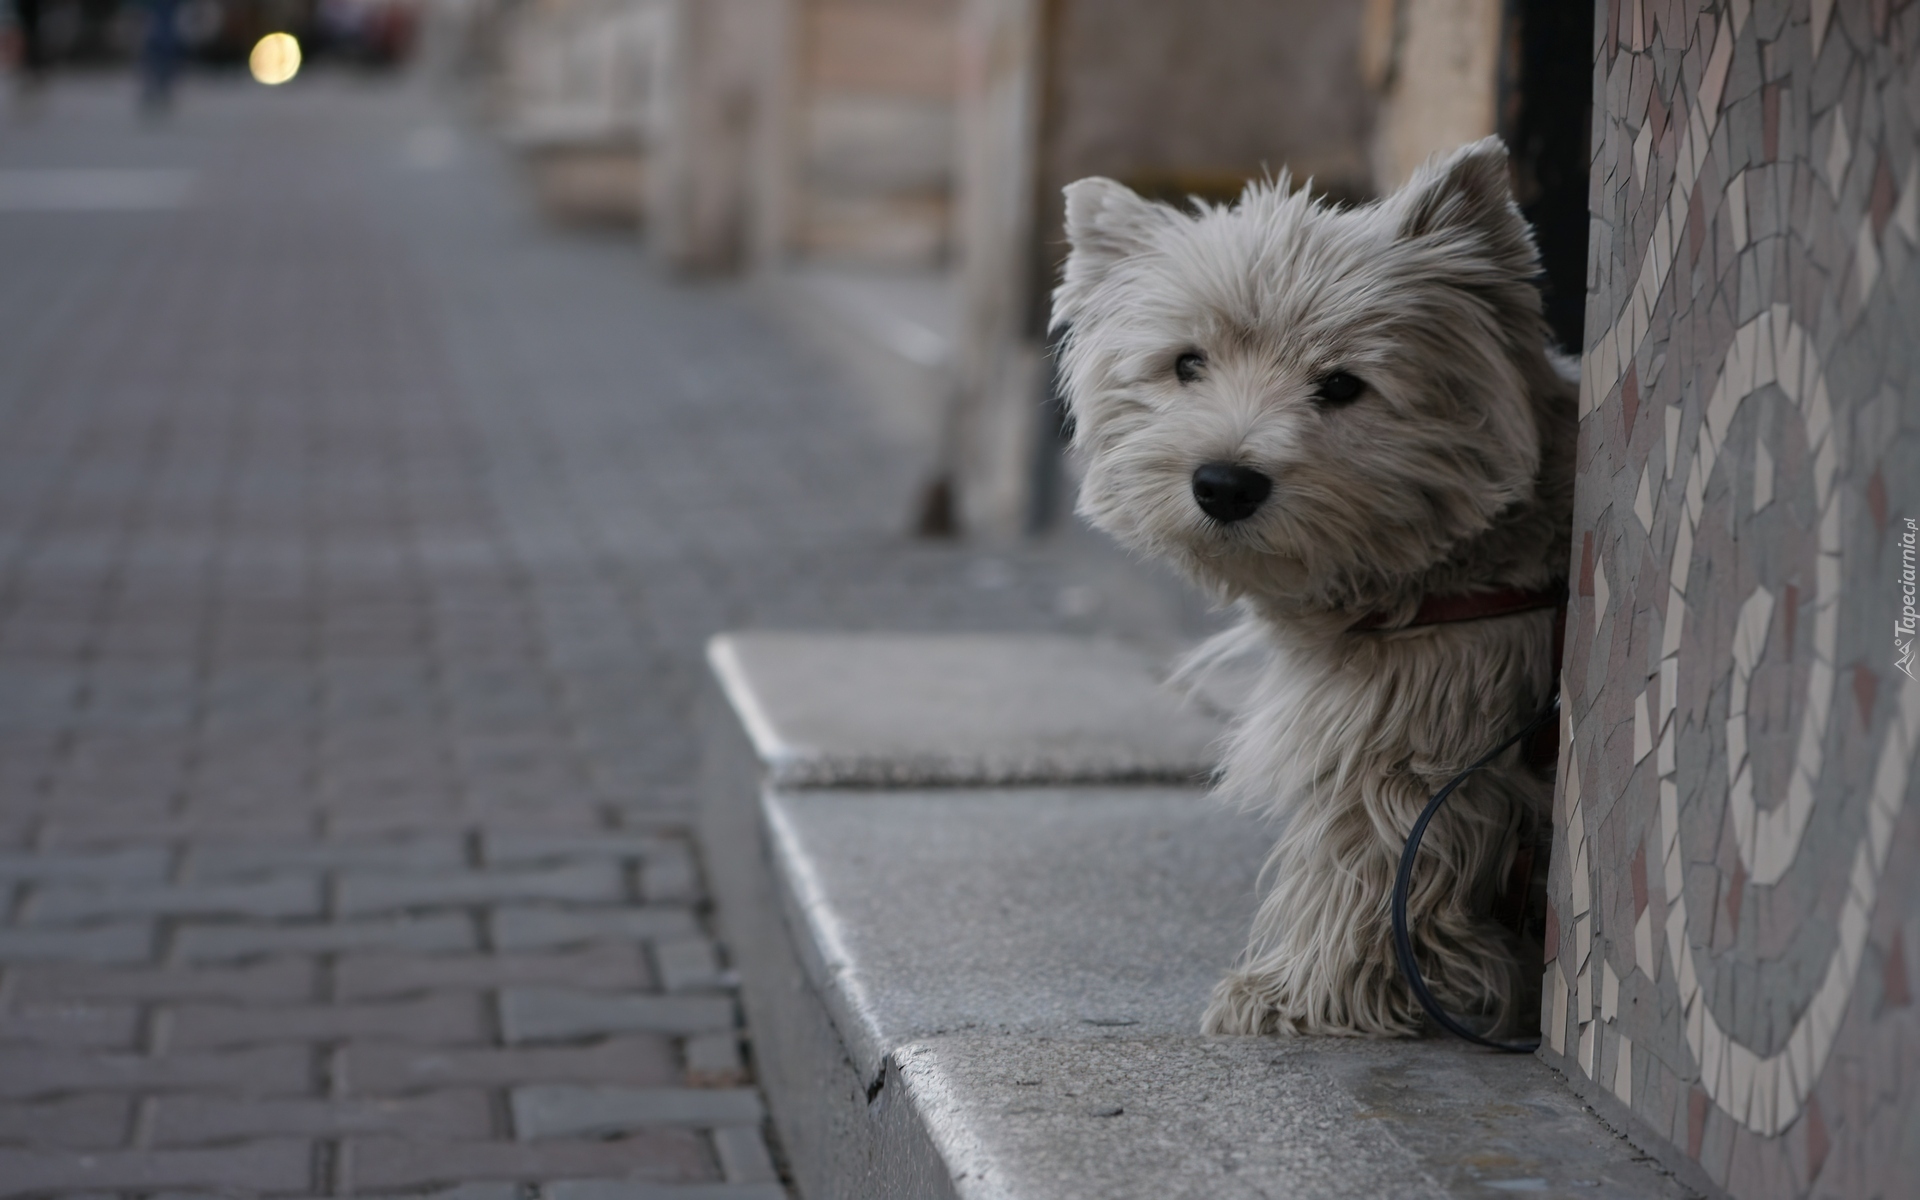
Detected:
left=1390, top=695, right=1560, bottom=1053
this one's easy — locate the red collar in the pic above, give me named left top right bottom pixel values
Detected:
left=1348, top=587, right=1565, bottom=632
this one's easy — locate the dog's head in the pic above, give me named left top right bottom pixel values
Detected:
left=1052, top=138, right=1554, bottom=610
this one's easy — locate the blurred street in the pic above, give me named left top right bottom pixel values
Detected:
left=0, top=70, right=1203, bottom=1196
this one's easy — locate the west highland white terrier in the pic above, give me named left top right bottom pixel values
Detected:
left=1052, top=138, right=1574, bottom=1038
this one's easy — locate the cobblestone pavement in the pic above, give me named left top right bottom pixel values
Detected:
left=0, top=74, right=1209, bottom=1198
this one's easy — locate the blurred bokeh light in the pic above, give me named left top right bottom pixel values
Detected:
left=248, top=30, right=300, bottom=84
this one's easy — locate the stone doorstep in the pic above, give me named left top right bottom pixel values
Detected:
left=701, top=633, right=1697, bottom=1200
left=705, top=632, right=1223, bottom=789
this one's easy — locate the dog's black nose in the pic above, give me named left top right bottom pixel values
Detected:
left=1191, top=462, right=1272, bottom=523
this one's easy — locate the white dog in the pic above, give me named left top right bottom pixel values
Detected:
left=1052, top=138, right=1574, bottom=1037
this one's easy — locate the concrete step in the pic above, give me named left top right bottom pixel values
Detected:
left=700, top=634, right=1693, bottom=1199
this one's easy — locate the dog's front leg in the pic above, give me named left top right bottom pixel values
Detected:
left=1202, top=766, right=1527, bottom=1038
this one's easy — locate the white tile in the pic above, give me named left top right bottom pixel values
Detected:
left=1664, top=839, right=1687, bottom=916
left=1635, top=464, right=1655, bottom=532
left=1808, top=655, right=1836, bottom=731
left=1819, top=490, right=1844, bottom=562
left=1753, top=322, right=1777, bottom=390
left=1750, top=586, right=1778, bottom=663
left=1777, top=318, right=1804, bottom=402
left=1702, top=1015, right=1726, bottom=1097
left=1684, top=444, right=1706, bottom=527
left=1721, top=1040, right=1744, bottom=1121
left=1782, top=1035, right=1803, bottom=1112
left=1594, top=558, right=1611, bottom=636
left=1849, top=845, right=1876, bottom=908
left=1635, top=907, right=1655, bottom=979
left=1857, top=222, right=1882, bottom=303
left=1660, top=657, right=1679, bottom=727
left=1804, top=372, right=1835, bottom=447
left=1665, top=404, right=1682, bottom=477
left=1578, top=1020, right=1596, bottom=1077
left=1668, top=898, right=1691, bottom=981
left=1873, top=733, right=1911, bottom=829
left=1757, top=1056, right=1780, bottom=1135
left=1548, top=966, right=1568, bottom=1053
left=1672, top=518, right=1695, bottom=597
left=1658, top=724, right=1676, bottom=776
left=1661, top=780, right=1680, bottom=857
left=1687, top=982, right=1706, bottom=1052
left=1839, top=891, right=1869, bottom=978
left=1788, top=1021, right=1814, bottom=1102
left=1563, top=748, right=1582, bottom=825
left=1634, top=690, right=1653, bottom=763
left=1613, top=1033, right=1634, bottom=1107
left=1575, top=832, right=1592, bottom=912
left=1736, top=769, right=1759, bottom=867
left=1800, top=682, right=1828, bottom=779
left=1824, top=106, right=1851, bottom=195
left=1729, top=756, right=1753, bottom=831
left=1729, top=1041, right=1757, bottom=1127
left=1727, top=172, right=1749, bottom=248
left=1602, top=960, right=1621, bottom=1022
left=1723, top=343, right=1754, bottom=419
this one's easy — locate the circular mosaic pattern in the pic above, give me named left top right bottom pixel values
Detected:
left=1549, top=3, right=1920, bottom=1194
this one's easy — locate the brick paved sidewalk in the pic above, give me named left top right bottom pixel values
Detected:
left=0, top=74, right=1208, bottom=1198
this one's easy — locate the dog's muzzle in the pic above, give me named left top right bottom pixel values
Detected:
left=1191, top=462, right=1271, bottom=523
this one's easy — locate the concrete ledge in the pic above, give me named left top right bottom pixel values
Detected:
left=701, top=634, right=1691, bottom=1199
left=706, top=633, right=1220, bottom=788
left=763, top=786, right=1263, bottom=1084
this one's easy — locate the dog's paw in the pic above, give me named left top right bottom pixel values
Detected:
left=1202, top=967, right=1429, bottom=1038
left=1200, top=972, right=1308, bottom=1036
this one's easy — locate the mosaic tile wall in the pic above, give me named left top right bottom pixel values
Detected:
left=1542, top=1, right=1920, bottom=1195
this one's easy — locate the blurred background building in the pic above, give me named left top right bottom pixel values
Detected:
left=471, top=0, right=1590, bottom=539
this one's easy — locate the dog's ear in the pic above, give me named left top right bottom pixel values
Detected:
left=1391, top=137, right=1537, bottom=274
left=1054, top=178, right=1162, bottom=327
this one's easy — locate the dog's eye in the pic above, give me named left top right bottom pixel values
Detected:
left=1174, top=352, right=1206, bottom=384
left=1313, top=371, right=1365, bottom=406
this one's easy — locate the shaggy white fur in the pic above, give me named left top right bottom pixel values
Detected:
left=1051, top=138, right=1576, bottom=1038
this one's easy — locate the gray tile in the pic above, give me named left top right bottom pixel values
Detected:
left=510, top=1085, right=762, bottom=1139
left=498, top=989, right=736, bottom=1044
